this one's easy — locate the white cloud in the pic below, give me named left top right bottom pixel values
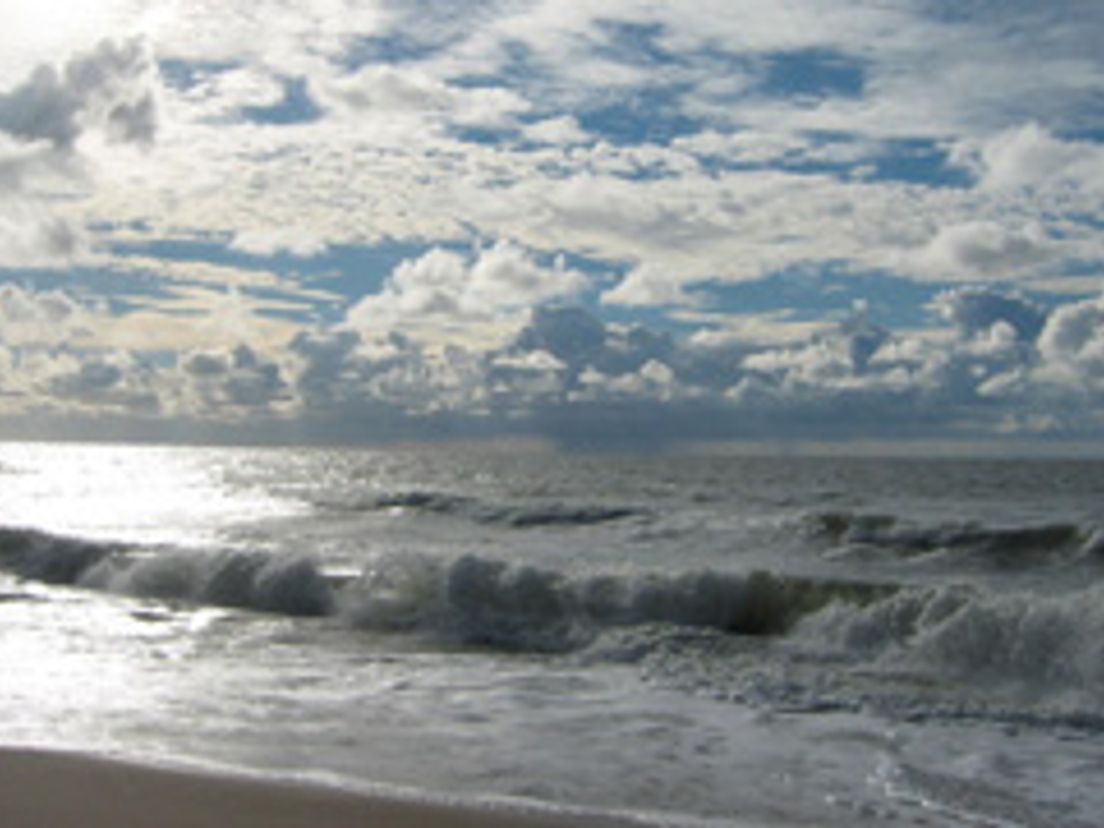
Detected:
left=601, top=262, right=697, bottom=308
left=913, top=221, right=1058, bottom=281
left=345, top=241, right=588, bottom=347
left=523, top=116, right=590, bottom=146
left=1035, top=295, right=1104, bottom=388
left=0, top=204, right=88, bottom=268
left=316, top=63, right=529, bottom=130
left=0, top=283, right=101, bottom=346
left=0, top=37, right=159, bottom=266
left=955, top=123, right=1104, bottom=193
left=39, top=5, right=1095, bottom=301
left=230, top=227, right=328, bottom=258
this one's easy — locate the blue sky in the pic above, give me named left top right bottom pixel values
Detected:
left=0, top=1, right=1103, bottom=448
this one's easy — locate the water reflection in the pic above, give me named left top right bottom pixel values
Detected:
left=0, top=443, right=299, bottom=547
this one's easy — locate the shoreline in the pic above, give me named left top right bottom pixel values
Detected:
left=0, top=747, right=650, bottom=828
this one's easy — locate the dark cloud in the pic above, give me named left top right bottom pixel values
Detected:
left=934, top=286, right=1047, bottom=342
left=0, top=38, right=158, bottom=149
left=181, top=344, right=293, bottom=414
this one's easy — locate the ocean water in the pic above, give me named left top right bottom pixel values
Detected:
left=1, top=442, right=1103, bottom=826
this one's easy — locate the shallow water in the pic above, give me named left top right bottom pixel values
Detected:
left=1, top=442, right=1102, bottom=826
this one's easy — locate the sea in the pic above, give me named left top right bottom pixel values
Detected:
left=0, top=441, right=1102, bottom=827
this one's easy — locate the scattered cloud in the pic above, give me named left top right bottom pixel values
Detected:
left=1, top=2, right=1102, bottom=446
left=345, top=242, right=588, bottom=348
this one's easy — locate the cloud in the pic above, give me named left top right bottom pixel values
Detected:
left=60, top=6, right=1097, bottom=303
left=8, top=278, right=1104, bottom=444
left=522, top=116, right=589, bottom=146
left=0, top=37, right=157, bottom=149
left=2, top=3, right=1103, bottom=446
left=179, top=344, right=294, bottom=416
left=0, top=38, right=159, bottom=266
left=600, top=262, right=696, bottom=308
left=932, top=287, right=1046, bottom=342
left=1035, top=295, right=1104, bottom=388
left=0, top=204, right=88, bottom=268
left=345, top=242, right=588, bottom=346
left=47, top=351, right=161, bottom=415
left=913, top=221, right=1057, bottom=280
left=955, top=123, right=1104, bottom=193
left=230, top=227, right=329, bottom=258
left=0, top=283, right=100, bottom=346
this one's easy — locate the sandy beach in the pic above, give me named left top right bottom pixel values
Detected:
left=0, top=748, right=640, bottom=828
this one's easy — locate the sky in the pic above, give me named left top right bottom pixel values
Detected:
left=0, top=0, right=1103, bottom=449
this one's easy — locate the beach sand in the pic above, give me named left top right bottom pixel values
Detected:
left=0, top=748, right=640, bottom=828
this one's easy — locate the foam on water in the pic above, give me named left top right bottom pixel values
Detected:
left=801, top=581, right=1104, bottom=701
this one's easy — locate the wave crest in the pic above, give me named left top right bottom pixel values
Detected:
left=799, top=582, right=1104, bottom=692
left=340, top=552, right=894, bottom=651
left=0, top=527, right=332, bottom=617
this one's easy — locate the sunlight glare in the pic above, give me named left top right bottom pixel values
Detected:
left=1, top=0, right=127, bottom=79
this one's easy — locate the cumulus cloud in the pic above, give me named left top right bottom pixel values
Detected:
left=932, top=287, right=1046, bottom=342
left=0, top=38, right=157, bottom=149
left=0, top=38, right=159, bottom=266
left=345, top=242, right=588, bottom=345
left=0, top=205, right=88, bottom=268
left=271, top=291, right=1104, bottom=443
left=0, top=283, right=99, bottom=346
left=47, top=351, right=161, bottom=415
left=600, top=262, right=696, bottom=308
left=8, top=278, right=1104, bottom=443
left=179, top=344, right=294, bottom=416
left=956, top=123, right=1104, bottom=193
left=66, top=3, right=1099, bottom=302
left=913, top=221, right=1057, bottom=280
left=1035, top=295, right=1104, bottom=388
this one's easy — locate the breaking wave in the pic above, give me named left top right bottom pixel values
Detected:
left=0, top=524, right=890, bottom=651
left=338, top=551, right=894, bottom=651
left=0, top=526, right=332, bottom=616
left=6, top=521, right=1104, bottom=728
left=800, top=581, right=1104, bottom=690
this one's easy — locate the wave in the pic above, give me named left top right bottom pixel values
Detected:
left=320, top=489, right=646, bottom=528
left=807, top=511, right=1090, bottom=567
left=0, top=524, right=893, bottom=652
left=797, top=580, right=1104, bottom=697
left=0, top=527, right=115, bottom=584
left=0, top=526, right=332, bottom=617
left=615, top=578, right=1104, bottom=726
left=339, top=552, right=896, bottom=652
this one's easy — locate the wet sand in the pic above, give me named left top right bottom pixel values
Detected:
left=0, top=748, right=639, bottom=828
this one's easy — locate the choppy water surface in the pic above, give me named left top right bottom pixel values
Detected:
left=1, top=442, right=1102, bottom=826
